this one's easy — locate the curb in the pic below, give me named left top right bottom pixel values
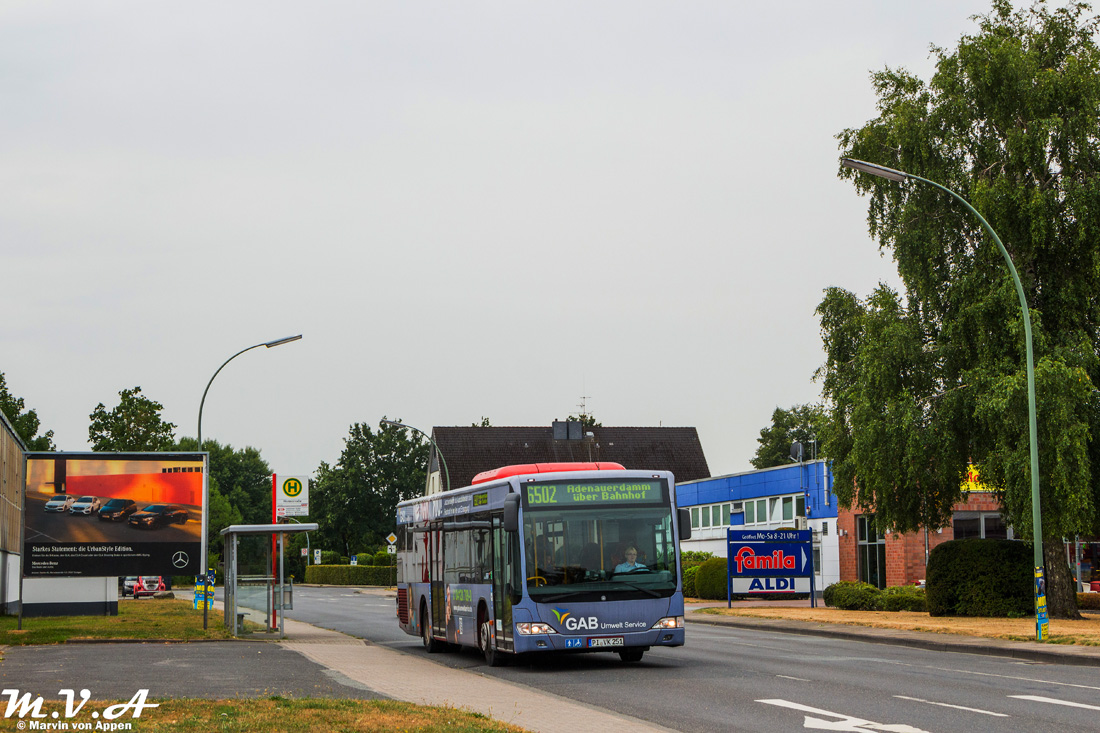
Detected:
left=686, top=613, right=1100, bottom=667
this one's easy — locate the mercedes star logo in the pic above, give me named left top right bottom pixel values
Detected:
left=172, top=551, right=189, bottom=568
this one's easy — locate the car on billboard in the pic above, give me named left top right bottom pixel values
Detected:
left=98, top=498, right=138, bottom=522
left=44, top=494, right=76, bottom=512
left=69, top=496, right=104, bottom=515
left=133, top=576, right=165, bottom=598
left=127, top=504, right=189, bottom=529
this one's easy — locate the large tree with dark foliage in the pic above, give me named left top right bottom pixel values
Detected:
left=311, top=419, right=428, bottom=556
left=0, top=371, right=55, bottom=450
left=821, top=0, right=1100, bottom=618
left=751, top=404, right=828, bottom=469
left=88, top=386, right=177, bottom=451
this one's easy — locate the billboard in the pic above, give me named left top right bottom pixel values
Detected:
left=24, top=452, right=205, bottom=577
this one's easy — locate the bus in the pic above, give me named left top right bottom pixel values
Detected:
left=395, top=462, right=691, bottom=665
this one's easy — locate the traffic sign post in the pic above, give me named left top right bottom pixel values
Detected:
left=727, top=529, right=816, bottom=608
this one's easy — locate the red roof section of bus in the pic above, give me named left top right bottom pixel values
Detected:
left=471, top=462, right=626, bottom=485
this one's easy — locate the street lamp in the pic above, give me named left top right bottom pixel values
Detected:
left=841, top=157, right=1045, bottom=638
left=196, top=334, right=302, bottom=629
left=379, top=419, right=450, bottom=493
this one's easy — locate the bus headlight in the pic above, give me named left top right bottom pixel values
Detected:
left=516, top=622, right=557, bottom=635
left=651, top=616, right=684, bottom=629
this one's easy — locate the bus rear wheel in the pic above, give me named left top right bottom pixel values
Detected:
left=421, top=603, right=443, bottom=653
left=619, top=648, right=644, bottom=663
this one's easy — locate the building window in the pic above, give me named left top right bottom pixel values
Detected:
left=821, top=521, right=829, bottom=536
left=796, top=496, right=805, bottom=518
left=691, top=507, right=700, bottom=529
left=953, top=512, right=1009, bottom=540
left=813, top=547, right=821, bottom=573
left=782, top=497, right=794, bottom=522
left=857, top=515, right=887, bottom=589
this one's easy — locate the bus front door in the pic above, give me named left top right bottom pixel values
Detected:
left=491, top=516, right=516, bottom=653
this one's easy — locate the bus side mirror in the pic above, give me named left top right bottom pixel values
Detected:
left=678, top=508, right=691, bottom=541
left=503, top=493, right=520, bottom=533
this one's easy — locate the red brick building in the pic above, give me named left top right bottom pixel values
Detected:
left=837, top=492, right=1006, bottom=587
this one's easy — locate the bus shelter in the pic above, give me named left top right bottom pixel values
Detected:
left=220, top=522, right=316, bottom=638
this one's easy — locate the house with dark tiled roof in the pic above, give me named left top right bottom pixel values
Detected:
left=424, top=420, right=710, bottom=494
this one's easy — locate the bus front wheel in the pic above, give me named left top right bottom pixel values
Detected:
left=478, top=605, right=506, bottom=667
left=619, top=648, right=644, bottom=663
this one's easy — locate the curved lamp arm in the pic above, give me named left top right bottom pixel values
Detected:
left=379, top=419, right=450, bottom=492
left=197, top=335, right=302, bottom=448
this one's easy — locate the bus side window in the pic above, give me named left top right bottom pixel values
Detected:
left=507, top=531, right=522, bottom=604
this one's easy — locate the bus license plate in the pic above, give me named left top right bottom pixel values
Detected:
left=588, top=637, right=624, bottom=648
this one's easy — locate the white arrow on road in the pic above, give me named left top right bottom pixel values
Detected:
left=757, top=699, right=930, bottom=733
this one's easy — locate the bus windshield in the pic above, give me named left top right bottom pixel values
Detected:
left=521, top=478, right=678, bottom=602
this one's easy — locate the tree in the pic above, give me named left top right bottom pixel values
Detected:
left=176, top=437, right=272, bottom=526
left=823, top=0, right=1100, bottom=617
left=0, top=372, right=55, bottom=450
left=566, top=413, right=602, bottom=428
left=88, top=386, right=177, bottom=451
left=751, top=404, right=829, bottom=469
left=311, top=419, right=428, bottom=556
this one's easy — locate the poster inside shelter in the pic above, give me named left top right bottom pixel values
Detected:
left=24, top=453, right=205, bottom=577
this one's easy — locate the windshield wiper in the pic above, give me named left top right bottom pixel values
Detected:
left=611, top=581, right=662, bottom=598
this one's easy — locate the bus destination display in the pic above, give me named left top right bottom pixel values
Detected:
left=525, top=480, right=663, bottom=507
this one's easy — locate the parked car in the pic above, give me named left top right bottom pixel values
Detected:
left=44, top=494, right=76, bottom=512
left=127, top=504, right=189, bottom=529
left=69, top=496, right=103, bottom=515
left=119, top=576, right=139, bottom=597
left=133, top=576, right=165, bottom=598
left=98, top=498, right=138, bottom=522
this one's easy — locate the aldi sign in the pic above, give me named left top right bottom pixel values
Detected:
left=727, top=528, right=815, bottom=604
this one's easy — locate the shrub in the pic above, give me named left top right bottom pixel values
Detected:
left=926, top=539, right=1032, bottom=617
left=822, top=581, right=883, bottom=610
left=305, top=565, right=396, bottom=585
left=682, top=566, right=699, bottom=598
left=694, top=557, right=729, bottom=600
left=681, top=550, right=715, bottom=564
left=1078, top=592, right=1100, bottom=611
left=320, top=550, right=342, bottom=565
left=881, top=585, right=927, bottom=612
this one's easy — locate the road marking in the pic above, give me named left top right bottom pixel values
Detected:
left=777, top=675, right=811, bottom=682
left=757, top=698, right=930, bottom=732
left=927, top=666, right=1100, bottom=692
left=893, top=695, right=1008, bottom=717
left=1009, top=695, right=1100, bottom=711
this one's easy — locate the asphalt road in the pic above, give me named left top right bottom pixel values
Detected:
left=276, top=586, right=1100, bottom=732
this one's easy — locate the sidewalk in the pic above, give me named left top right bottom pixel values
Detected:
left=231, top=603, right=675, bottom=733
left=684, top=600, right=1100, bottom=667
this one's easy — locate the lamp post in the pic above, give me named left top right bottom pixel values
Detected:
left=197, top=334, right=302, bottom=629
left=379, top=419, right=450, bottom=493
left=841, top=158, right=1045, bottom=639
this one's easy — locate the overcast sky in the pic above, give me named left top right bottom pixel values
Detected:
left=2, top=1, right=1041, bottom=480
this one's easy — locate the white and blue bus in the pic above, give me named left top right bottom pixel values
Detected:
left=395, top=462, right=691, bottom=665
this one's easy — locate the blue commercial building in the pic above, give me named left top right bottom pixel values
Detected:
left=675, top=460, right=839, bottom=590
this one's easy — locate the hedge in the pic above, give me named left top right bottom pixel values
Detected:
left=881, top=585, right=927, bottom=612
left=823, top=581, right=883, bottom=610
left=305, top=565, right=397, bottom=586
left=926, top=539, right=1032, bottom=617
left=694, top=557, right=729, bottom=600
left=682, top=566, right=699, bottom=598
left=1078, top=592, right=1100, bottom=611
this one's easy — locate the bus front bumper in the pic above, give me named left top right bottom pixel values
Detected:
left=513, top=626, right=684, bottom=653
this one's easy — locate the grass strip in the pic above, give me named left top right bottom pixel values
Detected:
left=697, top=606, right=1100, bottom=646
left=3, top=698, right=527, bottom=732
left=0, top=598, right=254, bottom=645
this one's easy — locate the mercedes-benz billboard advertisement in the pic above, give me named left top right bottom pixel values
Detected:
left=24, top=452, right=205, bottom=577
